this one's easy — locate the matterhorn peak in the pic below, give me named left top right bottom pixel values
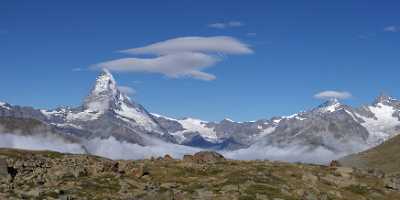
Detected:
left=83, top=69, right=125, bottom=112
left=91, top=69, right=117, bottom=96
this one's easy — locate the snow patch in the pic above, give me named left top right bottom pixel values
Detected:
left=177, top=118, right=218, bottom=142
left=283, top=113, right=306, bottom=121
left=273, top=119, right=282, bottom=124
left=321, top=103, right=341, bottom=113
left=66, top=110, right=101, bottom=121
left=41, top=109, right=66, bottom=118
left=0, top=102, right=10, bottom=110
left=115, top=103, right=161, bottom=133
left=151, top=113, right=178, bottom=121
left=356, top=103, right=400, bottom=145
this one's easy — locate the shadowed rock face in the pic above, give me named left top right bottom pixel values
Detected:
left=0, top=104, right=47, bottom=122
left=0, top=148, right=399, bottom=200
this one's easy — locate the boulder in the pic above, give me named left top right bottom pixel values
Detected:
left=385, top=175, right=400, bottom=191
left=163, top=154, right=174, bottom=161
left=192, top=151, right=225, bottom=164
left=329, top=160, right=341, bottom=168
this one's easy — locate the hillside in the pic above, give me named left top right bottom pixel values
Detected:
left=340, top=134, right=400, bottom=174
left=0, top=148, right=399, bottom=199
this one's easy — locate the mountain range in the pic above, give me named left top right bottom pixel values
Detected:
left=1, top=70, right=400, bottom=163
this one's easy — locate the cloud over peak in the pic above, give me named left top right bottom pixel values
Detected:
left=208, top=21, right=244, bottom=29
left=314, top=90, right=352, bottom=100
left=120, top=36, right=252, bottom=55
left=95, top=36, right=252, bottom=81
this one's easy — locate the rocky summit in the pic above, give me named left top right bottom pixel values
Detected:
left=0, top=148, right=399, bottom=200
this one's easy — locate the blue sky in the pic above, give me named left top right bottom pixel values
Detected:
left=1, top=0, right=400, bottom=121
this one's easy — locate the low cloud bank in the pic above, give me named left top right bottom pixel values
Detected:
left=83, top=137, right=200, bottom=160
left=222, top=145, right=344, bottom=164
left=0, top=133, right=86, bottom=154
left=0, top=133, right=200, bottom=160
left=0, top=133, right=353, bottom=164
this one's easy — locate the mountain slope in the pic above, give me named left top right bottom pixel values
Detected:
left=258, top=99, right=370, bottom=152
left=354, top=95, right=400, bottom=146
left=340, top=133, right=400, bottom=174
left=223, top=98, right=400, bottom=164
left=2, top=70, right=400, bottom=163
left=39, top=70, right=175, bottom=145
left=151, top=114, right=278, bottom=150
left=152, top=96, right=400, bottom=163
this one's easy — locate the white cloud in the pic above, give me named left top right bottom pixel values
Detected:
left=223, top=145, right=343, bottom=164
left=94, top=36, right=252, bottom=81
left=84, top=137, right=200, bottom=160
left=227, top=21, right=243, bottom=27
left=120, top=36, right=252, bottom=55
left=72, top=68, right=84, bottom=72
left=0, top=133, right=343, bottom=163
left=97, top=52, right=218, bottom=80
left=1, top=124, right=366, bottom=164
left=314, top=90, right=352, bottom=100
left=118, top=86, right=136, bottom=95
left=208, top=21, right=244, bottom=29
left=208, top=23, right=226, bottom=29
left=384, top=26, right=399, bottom=32
left=0, top=133, right=86, bottom=154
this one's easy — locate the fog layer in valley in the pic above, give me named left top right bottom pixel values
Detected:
left=0, top=133, right=350, bottom=164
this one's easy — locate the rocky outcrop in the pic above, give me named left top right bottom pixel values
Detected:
left=191, top=151, right=225, bottom=163
left=0, top=148, right=399, bottom=199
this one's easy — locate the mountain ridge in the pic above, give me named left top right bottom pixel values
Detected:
left=1, top=70, right=400, bottom=163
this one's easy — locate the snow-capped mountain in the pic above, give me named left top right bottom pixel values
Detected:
left=2, top=69, right=400, bottom=163
left=153, top=96, right=400, bottom=162
left=151, top=114, right=280, bottom=150
left=150, top=114, right=218, bottom=143
left=82, top=70, right=162, bottom=132
left=1, top=70, right=175, bottom=146
left=256, top=99, right=370, bottom=153
left=355, top=95, right=400, bottom=145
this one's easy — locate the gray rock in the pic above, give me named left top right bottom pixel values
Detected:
left=385, top=175, right=400, bottom=191
left=0, top=158, right=9, bottom=179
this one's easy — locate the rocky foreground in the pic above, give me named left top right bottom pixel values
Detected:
left=0, top=149, right=399, bottom=200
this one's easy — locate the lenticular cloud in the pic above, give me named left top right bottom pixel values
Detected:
left=94, top=36, right=252, bottom=81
